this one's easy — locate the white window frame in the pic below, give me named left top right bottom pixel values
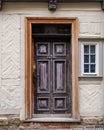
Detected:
left=81, top=42, right=99, bottom=76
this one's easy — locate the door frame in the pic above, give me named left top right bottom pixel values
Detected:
left=25, top=17, right=79, bottom=119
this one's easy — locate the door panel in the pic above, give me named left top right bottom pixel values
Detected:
left=53, top=60, right=66, bottom=93
left=34, top=41, right=71, bottom=114
left=53, top=42, right=66, bottom=56
left=37, top=42, right=50, bottom=56
left=37, top=97, right=50, bottom=111
left=53, top=97, right=66, bottom=111
left=37, top=60, right=50, bottom=93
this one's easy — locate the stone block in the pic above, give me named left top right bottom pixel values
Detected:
left=81, top=117, right=104, bottom=125
left=8, top=125, right=19, bottom=130
left=97, top=117, right=104, bottom=125
left=0, top=117, right=8, bottom=126
left=82, top=117, right=98, bottom=125
left=8, top=116, right=20, bottom=126
left=18, top=125, right=25, bottom=130
left=0, top=126, right=8, bottom=130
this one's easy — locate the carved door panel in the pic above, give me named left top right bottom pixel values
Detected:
left=34, top=41, right=71, bottom=114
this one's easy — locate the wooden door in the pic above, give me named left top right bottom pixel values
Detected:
left=34, top=41, right=71, bottom=114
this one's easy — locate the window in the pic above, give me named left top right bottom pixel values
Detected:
left=79, top=41, right=103, bottom=77
left=83, top=44, right=97, bottom=74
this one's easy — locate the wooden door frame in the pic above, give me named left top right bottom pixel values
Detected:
left=25, top=17, right=79, bottom=120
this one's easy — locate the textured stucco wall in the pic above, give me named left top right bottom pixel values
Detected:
left=0, top=2, right=104, bottom=120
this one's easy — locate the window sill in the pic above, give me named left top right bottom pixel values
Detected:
left=79, top=75, right=103, bottom=78
left=24, top=118, right=81, bottom=123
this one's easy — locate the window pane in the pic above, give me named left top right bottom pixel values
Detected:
left=84, top=45, right=89, bottom=53
left=90, top=64, right=95, bottom=73
left=90, top=55, right=95, bottom=63
left=84, top=55, right=89, bottom=63
left=84, top=64, right=89, bottom=73
left=90, top=45, right=95, bottom=53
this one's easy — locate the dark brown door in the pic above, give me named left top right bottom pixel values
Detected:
left=34, top=41, right=71, bottom=114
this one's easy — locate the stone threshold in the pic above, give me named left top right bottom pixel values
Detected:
left=24, top=118, right=81, bottom=123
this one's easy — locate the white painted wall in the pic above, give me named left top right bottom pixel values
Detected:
left=0, top=2, right=104, bottom=119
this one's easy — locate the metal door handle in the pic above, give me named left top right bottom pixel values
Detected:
left=33, top=71, right=39, bottom=84
left=33, top=71, right=39, bottom=79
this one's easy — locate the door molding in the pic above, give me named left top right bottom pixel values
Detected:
left=25, top=17, right=79, bottom=120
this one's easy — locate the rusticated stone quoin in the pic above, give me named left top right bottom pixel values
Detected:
left=81, top=117, right=104, bottom=125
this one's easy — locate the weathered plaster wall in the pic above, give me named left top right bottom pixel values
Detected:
left=0, top=2, right=104, bottom=121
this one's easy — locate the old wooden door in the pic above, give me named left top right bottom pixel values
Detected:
left=26, top=18, right=78, bottom=119
left=34, top=40, right=71, bottom=115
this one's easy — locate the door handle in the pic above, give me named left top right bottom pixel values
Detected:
left=33, top=71, right=36, bottom=79
left=33, top=71, right=39, bottom=84
left=33, top=70, right=40, bottom=78
left=33, top=71, right=36, bottom=84
left=33, top=71, right=39, bottom=79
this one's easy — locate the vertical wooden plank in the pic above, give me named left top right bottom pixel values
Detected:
left=25, top=18, right=30, bottom=119
left=32, top=38, right=35, bottom=116
left=25, top=18, right=33, bottom=119
left=72, top=18, right=79, bottom=119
